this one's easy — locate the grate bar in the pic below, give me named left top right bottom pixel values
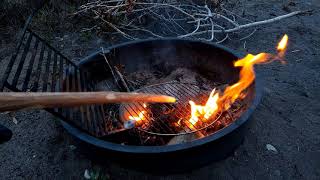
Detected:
left=42, top=49, right=52, bottom=92
left=12, top=33, right=33, bottom=87
left=76, top=69, right=87, bottom=131
left=81, top=71, right=94, bottom=133
left=51, top=54, right=58, bottom=92
left=31, top=43, right=45, bottom=92
left=87, top=78, right=102, bottom=137
left=64, top=64, right=71, bottom=119
left=57, top=57, right=65, bottom=114
left=68, top=66, right=76, bottom=126
left=22, top=38, right=40, bottom=91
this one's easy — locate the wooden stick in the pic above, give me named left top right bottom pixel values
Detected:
left=0, top=92, right=176, bottom=112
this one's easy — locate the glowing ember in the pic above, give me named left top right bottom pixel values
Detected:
left=128, top=103, right=147, bottom=121
left=188, top=34, right=289, bottom=126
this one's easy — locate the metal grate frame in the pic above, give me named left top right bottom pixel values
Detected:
left=0, top=17, right=108, bottom=137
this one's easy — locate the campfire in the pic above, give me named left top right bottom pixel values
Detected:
left=2, top=23, right=290, bottom=169
left=119, top=35, right=288, bottom=145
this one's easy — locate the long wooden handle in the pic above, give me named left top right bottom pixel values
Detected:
left=0, top=92, right=176, bottom=112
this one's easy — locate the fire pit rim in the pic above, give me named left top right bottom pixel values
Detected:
left=63, top=38, right=263, bottom=153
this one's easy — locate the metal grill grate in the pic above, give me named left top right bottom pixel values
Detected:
left=0, top=29, right=108, bottom=137
left=120, top=82, right=222, bottom=136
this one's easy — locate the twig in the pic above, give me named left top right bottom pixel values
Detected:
left=179, top=19, right=200, bottom=38
left=114, top=66, right=130, bottom=92
left=81, top=25, right=98, bottom=32
left=190, top=11, right=302, bottom=37
left=224, top=11, right=302, bottom=33
left=240, top=28, right=257, bottom=41
left=216, top=34, right=229, bottom=44
left=100, top=47, right=120, bottom=89
left=93, top=10, right=135, bottom=40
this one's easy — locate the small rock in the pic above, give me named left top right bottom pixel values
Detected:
left=32, top=155, right=36, bottom=158
left=84, top=169, right=91, bottom=179
left=12, top=117, right=18, bottom=124
left=266, top=144, right=278, bottom=153
left=9, top=112, right=18, bottom=124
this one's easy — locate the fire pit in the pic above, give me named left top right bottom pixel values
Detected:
left=60, top=38, right=262, bottom=172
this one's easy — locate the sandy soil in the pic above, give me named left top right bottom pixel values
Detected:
left=0, top=0, right=319, bottom=179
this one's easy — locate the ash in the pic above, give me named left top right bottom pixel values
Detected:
left=126, top=67, right=220, bottom=91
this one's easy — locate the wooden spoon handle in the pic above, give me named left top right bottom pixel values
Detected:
left=0, top=92, right=176, bottom=112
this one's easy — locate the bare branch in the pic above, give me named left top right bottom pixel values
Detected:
left=185, top=11, right=302, bottom=37
left=76, top=1, right=303, bottom=43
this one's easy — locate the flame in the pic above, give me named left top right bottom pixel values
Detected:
left=189, top=89, right=219, bottom=125
left=128, top=103, right=147, bottom=121
left=277, top=34, right=288, bottom=51
left=128, top=111, right=146, bottom=121
left=277, top=34, right=288, bottom=61
left=188, top=35, right=289, bottom=126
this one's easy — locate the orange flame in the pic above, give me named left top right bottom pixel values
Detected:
left=277, top=34, right=288, bottom=51
left=188, top=34, right=289, bottom=126
left=128, top=103, right=147, bottom=121
left=189, top=89, right=219, bottom=125
left=128, top=111, right=146, bottom=121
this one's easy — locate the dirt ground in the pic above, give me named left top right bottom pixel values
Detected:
left=0, top=0, right=320, bottom=179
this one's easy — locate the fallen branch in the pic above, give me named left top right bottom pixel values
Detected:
left=76, top=1, right=304, bottom=42
left=226, top=10, right=302, bottom=32
left=183, top=11, right=302, bottom=37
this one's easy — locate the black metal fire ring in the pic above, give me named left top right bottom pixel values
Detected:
left=61, top=38, right=263, bottom=154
